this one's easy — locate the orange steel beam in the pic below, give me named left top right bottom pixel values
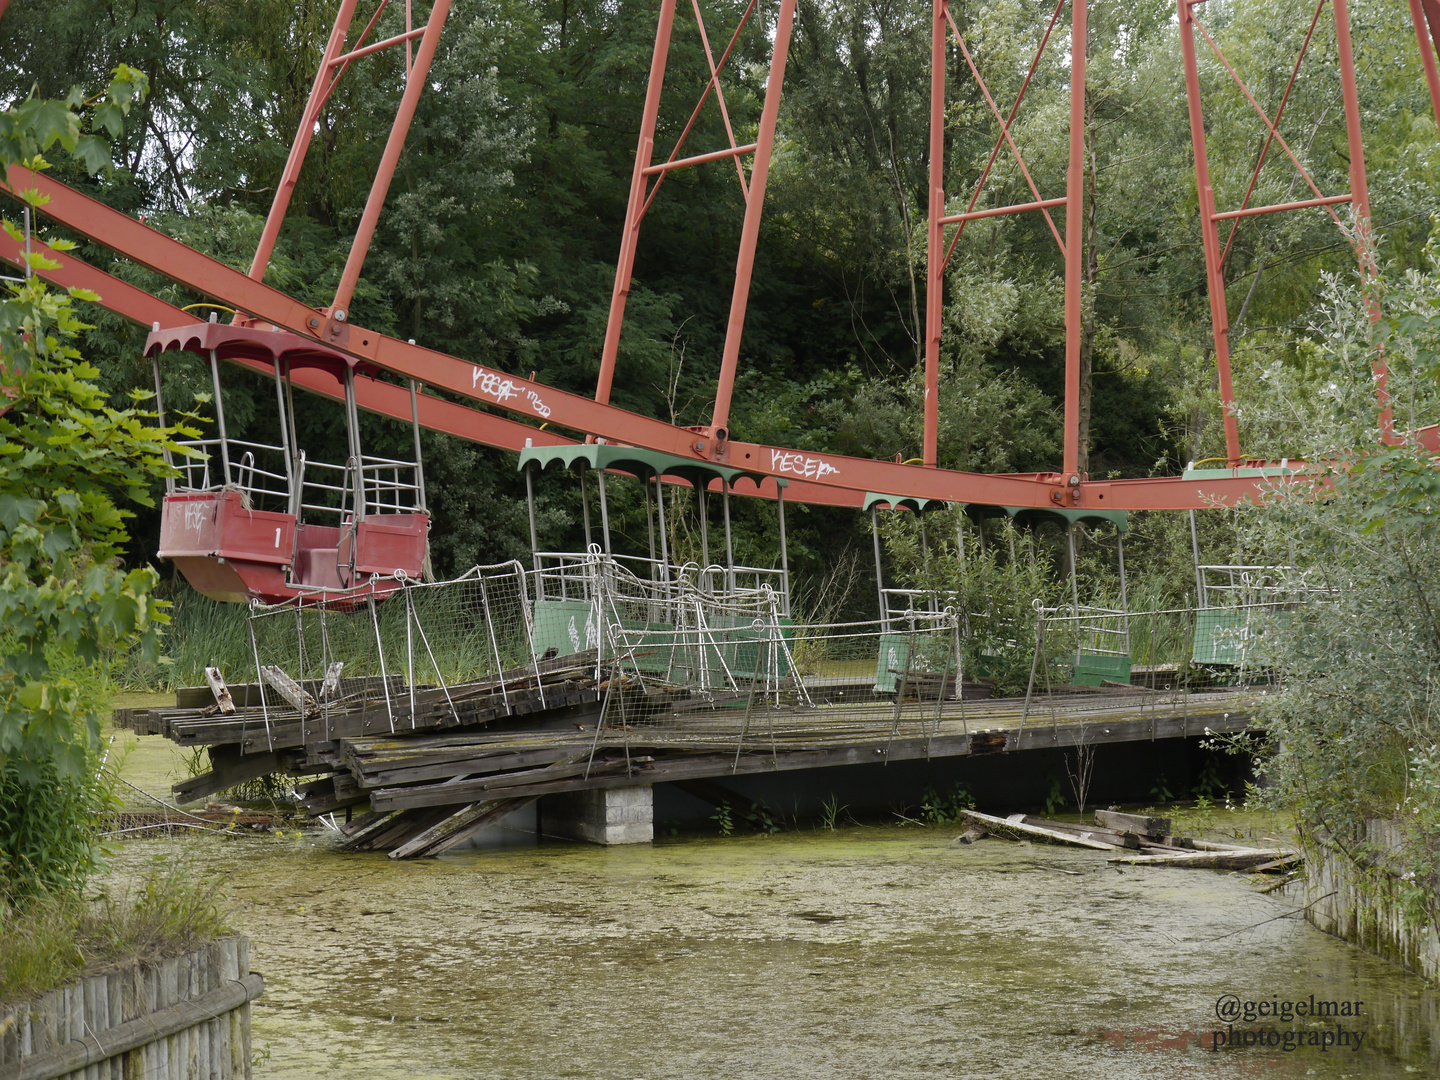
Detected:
left=707, top=0, right=797, bottom=441
left=1061, top=0, right=1086, bottom=487
left=0, top=232, right=866, bottom=508
left=2, top=170, right=1288, bottom=511
left=923, top=0, right=945, bottom=468
left=924, top=0, right=1068, bottom=468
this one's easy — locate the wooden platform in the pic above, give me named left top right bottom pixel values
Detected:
left=116, top=654, right=1259, bottom=857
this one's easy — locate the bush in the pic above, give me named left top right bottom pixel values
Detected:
left=0, top=67, right=194, bottom=906
left=1244, top=262, right=1440, bottom=931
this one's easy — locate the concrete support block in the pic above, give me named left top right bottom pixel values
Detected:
left=543, top=785, right=653, bottom=845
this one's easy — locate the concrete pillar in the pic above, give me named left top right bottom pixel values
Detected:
left=543, top=785, right=653, bottom=845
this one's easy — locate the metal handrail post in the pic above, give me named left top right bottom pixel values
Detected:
left=408, top=376, right=427, bottom=512
left=208, top=345, right=232, bottom=486
left=872, top=506, right=887, bottom=632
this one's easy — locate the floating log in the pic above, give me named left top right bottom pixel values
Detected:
left=1188, top=838, right=1270, bottom=853
left=1108, top=848, right=1299, bottom=870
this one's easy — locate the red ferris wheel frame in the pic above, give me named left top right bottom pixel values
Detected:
left=2, top=0, right=1439, bottom=513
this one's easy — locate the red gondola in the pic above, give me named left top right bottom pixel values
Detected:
left=148, top=317, right=430, bottom=606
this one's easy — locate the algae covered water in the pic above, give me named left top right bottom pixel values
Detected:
left=102, top=824, right=1439, bottom=1079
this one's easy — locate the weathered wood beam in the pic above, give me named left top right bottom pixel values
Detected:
left=1110, top=848, right=1299, bottom=870
left=171, top=747, right=295, bottom=804
left=388, top=796, right=539, bottom=859
left=961, top=810, right=1120, bottom=850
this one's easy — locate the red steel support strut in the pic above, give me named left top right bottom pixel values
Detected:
left=707, top=0, right=798, bottom=446
left=596, top=0, right=678, bottom=407
left=1178, top=0, right=1243, bottom=467
left=1181, top=0, right=1384, bottom=459
left=923, top=0, right=1068, bottom=469
left=1061, top=0, right=1087, bottom=486
left=923, top=0, right=946, bottom=468
left=248, top=0, right=363, bottom=284
left=1332, top=0, right=1390, bottom=444
left=327, top=0, right=455, bottom=332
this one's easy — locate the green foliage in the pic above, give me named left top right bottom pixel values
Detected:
left=1148, top=774, right=1174, bottom=804
left=920, top=783, right=975, bottom=825
left=0, top=69, right=196, bottom=903
left=743, top=803, right=783, bottom=835
left=1043, top=776, right=1066, bottom=817
left=880, top=507, right=1062, bottom=694
left=0, top=757, right=114, bottom=899
left=0, top=63, right=145, bottom=176
left=1233, top=262, right=1440, bottom=933
left=711, top=801, right=735, bottom=837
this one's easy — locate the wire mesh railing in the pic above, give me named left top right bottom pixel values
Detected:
left=226, top=554, right=1301, bottom=755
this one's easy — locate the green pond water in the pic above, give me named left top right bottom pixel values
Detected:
left=101, top=822, right=1440, bottom=1080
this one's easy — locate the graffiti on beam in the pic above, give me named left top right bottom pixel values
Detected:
left=471, top=366, right=552, bottom=419
left=770, top=448, right=840, bottom=480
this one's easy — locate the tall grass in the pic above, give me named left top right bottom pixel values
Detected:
left=121, top=579, right=535, bottom=692
left=0, top=858, right=230, bottom=1006
left=1121, top=581, right=1198, bottom=669
left=112, top=583, right=252, bottom=691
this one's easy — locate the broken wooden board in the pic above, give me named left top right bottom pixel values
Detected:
left=959, top=810, right=1119, bottom=851
left=204, top=667, right=236, bottom=714
left=1095, top=809, right=1170, bottom=837
left=171, top=747, right=305, bottom=804
left=388, top=796, right=539, bottom=859
left=1021, top=816, right=1139, bottom=849
left=261, top=665, right=318, bottom=716
left=173, top=674, right=405, bottom=710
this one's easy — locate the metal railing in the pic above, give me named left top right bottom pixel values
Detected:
left=172, top=439, right=423, bottom=525
left=533, top=548, right=788, bottom=614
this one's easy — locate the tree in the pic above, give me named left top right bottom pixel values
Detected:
left=1243, top=259, right=1440, bottom=933
left=0, top=67, right=196, bottom=899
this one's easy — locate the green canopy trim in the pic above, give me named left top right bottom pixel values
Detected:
left=1011, top=506, right=1127, bottom=533
left=1181, top=464, right=1296, bottom=481
left=517, top=444, right=785, bottom=490
left=862, top=492, right=949, bottom=514
left=962, top=504, right=1128, bottom=533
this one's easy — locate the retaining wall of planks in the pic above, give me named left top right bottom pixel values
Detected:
left=1305, top=820, right=1440, bottom=983
left=0, top=935, right=262, bottom=1080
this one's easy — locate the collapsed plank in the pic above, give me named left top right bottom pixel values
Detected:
left=1094, top=809, right=1170, bottom=837
left=172, top=747, right=301, bottom=804
left=958, top=810, right=1120, bottom=851
left=388, top=796, right=539, bottom=859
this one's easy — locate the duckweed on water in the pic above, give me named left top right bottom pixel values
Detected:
left=98, top=823, right=1440, bottom=1080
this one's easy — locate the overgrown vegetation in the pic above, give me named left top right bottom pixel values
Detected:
left=0, top=857, right=229, bottom=1006
left=0, top=65, right=191, bottom=902
left=1239, top=259, right=1440, bottom=931
left=0, top=72, right=230, bottom=1008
